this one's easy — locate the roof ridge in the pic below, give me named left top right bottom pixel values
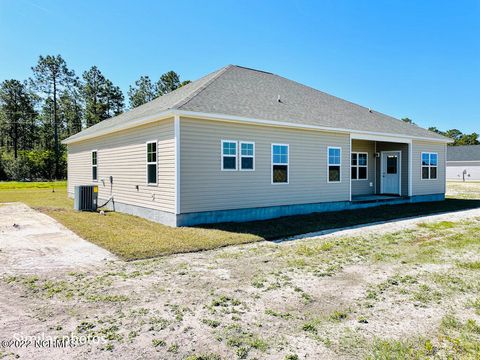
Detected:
left=232, top=65, right=273, bottom=74
left=171, top=65, right=233, bottom=110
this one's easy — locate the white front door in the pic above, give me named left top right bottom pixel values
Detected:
left=381, top=152, right=400, bottom=195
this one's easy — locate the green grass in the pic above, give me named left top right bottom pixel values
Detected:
left=457, top=261, right=480, bottom=270
left=366, top=315, right=480, bottom=360
left=1, top=181, right=480, bottom=260
left=446, top=181, right=480, bottom=199
left=0, top=180, right=67, bottom=190
left=0, top=182, right=259, bottom=260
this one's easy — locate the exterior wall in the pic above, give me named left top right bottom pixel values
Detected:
left=179, top=117, right=351, bottom=214
left=375, top=142, right=409, bottom=196
left=67, top=118, right=176, bottom=213
left=446, top=161, right=480, bottom=181
left=412, top=140, right=446, bottom=195
left=351, top=140, right=375, bottom=195
left=66, top=114, right=448, bottom=227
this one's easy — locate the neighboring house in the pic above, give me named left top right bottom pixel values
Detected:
left=446, top=145, right=480, bottom=181
left=63, top=65, right=451, bottom=227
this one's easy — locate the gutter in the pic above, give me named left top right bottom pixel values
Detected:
left=62, top=110, right=174, bottom=145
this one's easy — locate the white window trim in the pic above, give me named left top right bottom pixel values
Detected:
left=146, top=140, right=158, bottom=186
left=421, top=152, right=438, bottom=181
left=271, top=143, right=289, bottom=185
left=327, top=146, right=342, bottom=183
left=239, top=141, right=255, bottom=171
left=351, top=152, right=368, bottom=181
left=221, top=140, right=238, bottom=171
left=91, top=150, right=98, bottom=182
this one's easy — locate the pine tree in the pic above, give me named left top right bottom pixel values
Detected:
left=59, top=91, right=83, bottom=137
left=103, top=79, right=124, bottom=118
left=82, top=66, right=107, bottom=127
left=30, top=55, right=76, bottom=178
left=128, top=76, right=156, bottom=108
left=0, top=80, right=37, bottom=158
left=82, top=66, right=124, bottom=125
left=156, top=70, right=181, bottom=95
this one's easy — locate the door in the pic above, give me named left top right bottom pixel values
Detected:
left=381, top=152, right=400, bottom=195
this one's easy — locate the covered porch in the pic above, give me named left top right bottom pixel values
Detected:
left=350, top=135, right=412, bottom=201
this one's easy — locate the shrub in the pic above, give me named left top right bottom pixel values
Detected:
left=0, top=149, right=66, bottom=181
left=1, top=152, right=32, bottom=180
left=0, top=154, right=7, bottom=180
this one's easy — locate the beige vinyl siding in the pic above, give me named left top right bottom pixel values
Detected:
left=351, top=140, right=375, bottom=195
left=375, top=142, right=409, bottom=196
left=67, top=118, right=175, bottom=213
left=412, top=140, right=446, bottom=195
left=179, top=117, right=350, bottom=213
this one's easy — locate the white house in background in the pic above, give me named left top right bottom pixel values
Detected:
left=63, top=65, right=452, bottom=227
left=447, top=145, right=480, bottom=181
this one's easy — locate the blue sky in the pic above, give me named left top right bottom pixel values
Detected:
left=1, top=0, right=478, bottom=133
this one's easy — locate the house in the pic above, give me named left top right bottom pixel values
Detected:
left=447, top=145, right=480, bottom=181
left=63, top=65, right=451, bottom=227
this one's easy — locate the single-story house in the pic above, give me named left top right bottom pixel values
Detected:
left=447, top=145, right=480, bottom=181
left=63, top=65, right=451, bottom=227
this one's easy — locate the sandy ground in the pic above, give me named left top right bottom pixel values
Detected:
left=0, top=203, right=115, bottom=274
left=1, top=200, right=480, bottom=359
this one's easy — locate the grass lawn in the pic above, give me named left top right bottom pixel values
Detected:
left=1, top=181, right=479, bottom=260
left=446, top=180, right=480, bottom=199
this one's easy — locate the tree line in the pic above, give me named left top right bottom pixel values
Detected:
left=0, top=54, right=189, bottom=181
left=401, top=118, right=479, bottom=146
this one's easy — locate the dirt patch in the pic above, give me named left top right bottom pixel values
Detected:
left=0, top=203, right=115, bottom=274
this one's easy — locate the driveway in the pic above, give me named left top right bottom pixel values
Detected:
left=0, top=203, right=115, bottom=274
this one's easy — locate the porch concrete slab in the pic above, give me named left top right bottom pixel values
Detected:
left=352, top=194, right=403, bottom=202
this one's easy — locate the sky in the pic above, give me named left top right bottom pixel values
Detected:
left=0, top=0, right=479, bottom=133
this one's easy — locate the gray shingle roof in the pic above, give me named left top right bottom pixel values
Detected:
left=447, top=145, right=480, bottom=161
left=64, top=65, right=449, bottom=143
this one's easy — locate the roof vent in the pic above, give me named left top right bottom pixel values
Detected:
left=368, top=108, right=372, bottom=113
left=277, top=95, right=282, bottom=103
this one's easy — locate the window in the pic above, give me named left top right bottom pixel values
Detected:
left=387, top=155, right=398, bottom=174
left=272, top=144, right=289, bottom=184
left=240, top=142, right=255, bottom=171
left=328, top=147, right=341, bottom=182
left=351, top=152, right=368, bottom=180
left=146, top=141, right=157, bottom=185
left=92, top=151, right=97, bottom=181
left=221, top=140, right=237, bottom=170
left=421, top=152, right=438, bottom=180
